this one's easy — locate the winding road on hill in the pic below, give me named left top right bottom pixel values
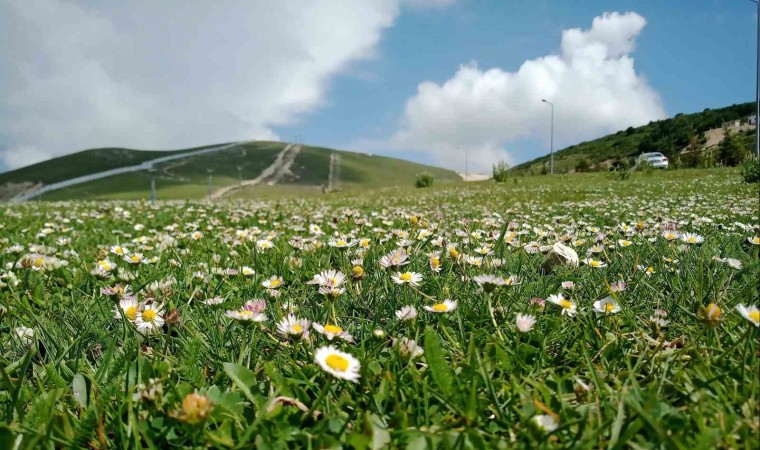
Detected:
left=210, top=144, right=301, bottom=199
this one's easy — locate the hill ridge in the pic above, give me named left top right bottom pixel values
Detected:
left=512, top=101, right=756, bottom=174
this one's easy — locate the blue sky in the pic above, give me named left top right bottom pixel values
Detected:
left=275, top=0, right=757, bottom=169
left=0, top=0, right=756, bottom=172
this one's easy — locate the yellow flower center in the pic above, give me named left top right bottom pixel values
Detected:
left=269, top=279, right=281, bottom=287
left=360, top=239, right=370, bottom=247
left=323, top=325, right=342, bottom=334
left=559, top=299, right=572, bottom=309
left=131, top=255, right=141, bottom=262
left=34, top=257, right=44, bottom=268
left=432, top=303, right=448, bottom=312
left=352, top=266, right=364, bottom=277
left=337, top=240, right=346, bottom=246
left=753, top=237, right=760, bottom=244
left=399, top=272, right=412, bottom=281
left=687, top=237, right=696, bottom=243
left=590, top=261, right=600, bottom=267
left=142, top=309, right=157, bottom=322
left=430, top=258, right=440, bottom=268
left=706, top=304, right=720, bottom=320
left=449, top=248, right=459, bottom=258
left=749, top=311, right=760, bottom=322
left=292, top=324, right=303, bottom=332
left=325, top=354, right=349, bottom=372
left=605, top=303, right=615, bottom=312
left=125, top=306, right=138, bottom=321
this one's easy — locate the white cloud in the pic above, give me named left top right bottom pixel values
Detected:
left=390, top=11, right=666, bottom=171
left=0, top=0, right=400, bottom=169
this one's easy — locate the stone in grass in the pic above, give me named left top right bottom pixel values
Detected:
left=541, top=242, right=579, bottom=274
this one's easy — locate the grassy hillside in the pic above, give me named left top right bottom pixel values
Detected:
left=288, top=146, right=461, bottom=187
left=20, top=142, right=459, bottom=201
left=512, top=102, right=756, bottom=174
left=40, top=142, right=284, bottom=201
left=0, top=144, right=229, bottom=186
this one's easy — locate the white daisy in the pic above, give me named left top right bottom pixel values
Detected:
left=114, top=297, right=140, bottom=322
left=312, top=323, right=354, bottom=342
left=515, top=313, right=536, bottom=333
left=276, top=314, right=310, bottom=338
left=423, top=299, right=457, bottom=313
left=582, top=258, right=607, bottom=268
left=391, top=271, right=423, bottom=286
left=680, top=233, right=704, bottom=244
left=547, top=294, right=577, bottom=317
left=314, top=346, right=361, bottom=383
left=736, top=304, right=760, bottom=327
left=136, top=304, right=165, bottom=334
left=592, top=297, right=621, bottom=314
left=395, top=305, right=418, bottom=322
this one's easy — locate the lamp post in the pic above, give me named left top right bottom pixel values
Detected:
left=754, top=0, right=760, bottom=157
left=458, top=145, right=468, bottom=182
left=541, top=99, right=554, bottom=174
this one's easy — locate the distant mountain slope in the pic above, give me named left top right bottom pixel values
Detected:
left=512, top=102, right=756, bottom=174
left=0, top=144, right=227, bottom=186
left=0, top=141, right=460, bottom=201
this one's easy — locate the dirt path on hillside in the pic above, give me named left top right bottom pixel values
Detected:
left=210, top=144, right=301, bottom=199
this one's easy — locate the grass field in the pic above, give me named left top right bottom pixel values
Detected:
left=0, top=168, right=758, bottom=448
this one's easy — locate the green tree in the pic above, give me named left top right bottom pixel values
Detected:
left=492, top=161, right=510, bottom=182
left=718, top=130, right=748, bottom=166
left=575, top=158, right=590, bottom=173
left=415, top=172, right=434, bottom=188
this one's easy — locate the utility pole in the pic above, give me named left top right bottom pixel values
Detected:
left=542, top=99, right=555, bottom=174
left=237, top=166, right=243, bottom=185
left=148, top=167, right=156, bottom=203
left=458, top=145, right=468, bottom=182
left=207, top=169, right=213, bottom=202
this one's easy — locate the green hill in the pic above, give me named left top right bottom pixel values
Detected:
left=0, top=141, right=460, bottom=201
left=0, top=144, right=227, bottom=186
left=512, top=102, right=756, bottom=174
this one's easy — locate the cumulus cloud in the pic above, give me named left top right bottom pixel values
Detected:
left=390, top=11, right=666, bottom=171
left=0, top=0, right=400, bottom=169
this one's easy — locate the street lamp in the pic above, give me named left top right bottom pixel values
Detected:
left=754, top=0, right=760, bottom=157
left=458, top=145, right=468, bottom=182
left=541, top=99, right=554, bottom=174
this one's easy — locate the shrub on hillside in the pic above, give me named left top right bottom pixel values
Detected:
left=415, top=172, right=434, bottom=188
left=740, top=156, right=760, bottom=183
left=492, top=161, right=510, bottom=183
left=718, top=130, right=749, bottom=166
left=575, top=158, right=590, bottom=173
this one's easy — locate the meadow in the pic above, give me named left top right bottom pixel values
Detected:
left=0, top=168, right=758, bottom=449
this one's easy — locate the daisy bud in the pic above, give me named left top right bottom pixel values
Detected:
left=170, top=392, right=213, bottom=424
